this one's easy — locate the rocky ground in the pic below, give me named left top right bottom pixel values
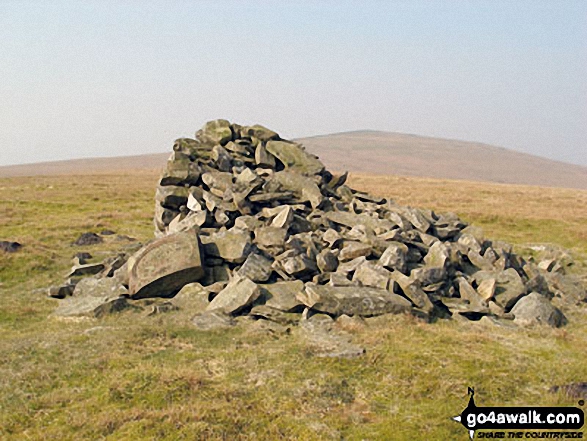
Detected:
left=47, top=120, right=586, bottom=335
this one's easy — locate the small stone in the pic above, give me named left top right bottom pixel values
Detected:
left=260, top=280, right=305, bottom=312
left=255, top=143, right=277, bottom=168
left=155, top=186, right=189, bottom=210
left=317, top=249, right=338, bottom=273
left=271, top=171, right=324, bottom=208
left=339, top=241, right=372, bottom=261
left=271, top=206, right=294, bottom=229
left=255, top=227, right=288, bottom=249
left=352, top=261, right=391, bottom=290
left=494, top=268, right=527, bottom=311
left=457, top=278, right=489, bottom=313
left=197, top=119, right=233, bottom=145
left=73, top=233, right=103, bottom=246
left=328, top=272, right=355, bottom=287
left=322, top=228, right=342, bottom=247
left=48, top=284, right=75, bottom=299
left=423, top=241, right=450, bottom=268
left=237, top=253, right=274, bottom=282
left=67, top=263, right=105, bottom=278
left=379, top=242, right=408, bottom=272
left=0, top=241, right=22, bottom=253
left=281, top=254, right=317, bottom=278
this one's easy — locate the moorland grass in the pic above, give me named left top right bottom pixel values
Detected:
left=0, top=171, right=586, bottom=440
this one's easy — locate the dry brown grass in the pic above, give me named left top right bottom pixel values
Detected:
left=0, top=171, right=586, bottom=440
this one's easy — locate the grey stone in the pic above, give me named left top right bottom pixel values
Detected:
left=510, top=292, right=567, bottom=327
left=192, top=310, right=236, bottom=330
left=171, top=282, right=210, bottom=313
left=48, top=284, right=75, bottom=299
left=68, top=263, right=105, bottom=278
left=457, top=278, right=489, bottom=313
left=270, top=206, right=294, bottom=229
left=234, top=215, right=263, bottom=232
left=265, top=140, right=324, bottom=175
left=243, top=124, right=280, bottom=142
left=207, top=276, right=261, bottom=314
left=352, top=261, right=391, bottom=290
left=389, top=270, right=439, bottom=317
left=339, top=241, right=372, bottom=261
left=53, top=277, right=129, bottom=318
left=237, top=253, right=274, bottom=282
left=298, top=283, right=412, bottom=317
left=72, top=276, right=128, bottom=298
left=379, top=242, right=408, bottom=272
left=255, top=227, right=287, bottom=248
left=73, top=232, right=103, bottom=246
left=328, top=272, right=355, bottom=287
left=155, top=186, right=189, bottom=210
left=197, top=119, right=233, bottom=145
left=322, top=228, right=342, bottom=247
left=271, top=171, right=323, bottom=208
left=260, top=280, right=305, bottom=312
left=248, top=305, right=299, bottom=325
left=423, top=242, right=450, bottom=268
left=494, top=268, right=527, bottom=310
left=281, top=254, right=317, bottom=278
left=202, top=229, right=252, bottom=264
left=476, top=277, right=496, bottom=301
left=211, top=145, right=233, bottom=171
left=410, top=266, right=445, bottom=286
left=160, top=153, right=201, bottom=186
left=316, top=249, right=338, bottom=273
left=326, top=211, right=394, bottom=232
left=544, top=273, right=586, bottom=305
left=0, top=241, right=22, bottom=253
left=337, top=256, right=368, bottom=274
left=255, top=143, right=277, bottom=168
left=128, top=229, right=204, bottom=299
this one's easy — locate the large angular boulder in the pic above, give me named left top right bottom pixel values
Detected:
left=128, top=229, right=204, bottom=299
left=510, top=292, right=567, bottom=327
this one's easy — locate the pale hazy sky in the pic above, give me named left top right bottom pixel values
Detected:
left=1, top=1, right=586, bottom=166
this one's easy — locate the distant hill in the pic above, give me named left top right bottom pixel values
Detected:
left=1, top=131, right=586, bottom=189
left=297, top=131, right=587, bottom=190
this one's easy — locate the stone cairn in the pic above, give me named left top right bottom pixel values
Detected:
left=50, top=120, right=586, bottom=329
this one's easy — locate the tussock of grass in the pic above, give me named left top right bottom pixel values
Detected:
left=0, top=172, right=586, bottom=440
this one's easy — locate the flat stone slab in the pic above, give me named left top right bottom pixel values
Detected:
left=298, top=283, right=412, bottom=317
left=53, top=296, right=131, bottom=318
left=128, top=229, right=204, bottom=299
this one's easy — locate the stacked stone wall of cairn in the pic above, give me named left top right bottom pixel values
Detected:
left=50, top=120, right=586, bottom=329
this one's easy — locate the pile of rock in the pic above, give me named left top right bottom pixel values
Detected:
left=50, top=120, right=586, bottom=328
